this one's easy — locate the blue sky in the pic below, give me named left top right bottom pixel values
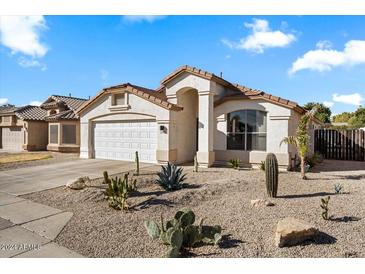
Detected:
left=0, top=15, right=364, bottom=115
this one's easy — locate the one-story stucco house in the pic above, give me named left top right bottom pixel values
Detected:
left=0, top=95, right=88, bottom=152
left=77, top=65, right=321, bottom=168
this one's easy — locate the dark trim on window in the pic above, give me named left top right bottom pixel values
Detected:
left=227, top=110, right=267, bottom=151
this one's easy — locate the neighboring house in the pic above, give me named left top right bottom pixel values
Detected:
left=0, top=104, right=48, bottom=151
left=77, top=65, right=321, bottom=168
left=40, top=95, right=88, bottom=153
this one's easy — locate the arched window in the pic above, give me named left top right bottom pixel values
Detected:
left=227, top=110, right=267, bottom=151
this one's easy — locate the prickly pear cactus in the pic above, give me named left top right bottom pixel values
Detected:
left=144, top=208, right=222, bottom=257
left=265, top=153, right=279, bottom=198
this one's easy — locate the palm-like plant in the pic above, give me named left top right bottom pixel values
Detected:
left=280, top=107, right=318, bottom=179
left=156, top=162, right=187, bottom=191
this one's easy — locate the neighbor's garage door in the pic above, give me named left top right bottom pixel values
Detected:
left=1, top=127, right=24, bottom=151
left=93, top=121, right=157, bottom=163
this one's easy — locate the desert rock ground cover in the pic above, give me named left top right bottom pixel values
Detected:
left=23, top=160, right=365, bottom=258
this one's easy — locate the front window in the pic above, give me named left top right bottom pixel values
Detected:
left=62, top=124, right=77, bottom=144
left=227, top=110, right=267, bottom=151
left=50, top=124, right=59, bottom=144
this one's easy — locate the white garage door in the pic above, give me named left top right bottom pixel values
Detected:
left=93, top=120, right=157, bottom=163
left=1, top=127, right=24, bottom=151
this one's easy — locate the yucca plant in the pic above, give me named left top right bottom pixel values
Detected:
left=156, top=162, right=187, bottom=191
left=280, top=107, right=318, bottom=179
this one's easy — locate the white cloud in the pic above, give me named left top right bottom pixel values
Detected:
left=332, top=93, right=364, bottom=106
left=100, top=69, right=109, bottom=80
left=224, top=54, right=231, bottom=60
left=323, top=101, right=334, bottom=108
left=29, top=100, right=42, bottom=106
left=221, top=18, right=296, bottom=54
left=0, top=16, right=48, bottom=57
left=289, top=40, right=365, bottom=74
left=18, top=56, right=47, bottom=71
left=122, top=16, right=166, bottom=23
left=0, top=98, right=9, bottom=105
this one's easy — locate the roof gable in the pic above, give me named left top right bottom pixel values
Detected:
left=77, top=83, right=183, bottom=115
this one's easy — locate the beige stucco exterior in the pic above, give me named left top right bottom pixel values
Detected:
left=79, top=70, right=319, bottom=169
left=0, top=114, right=48, bottom=151
left=47, top=120, right=80, bottom=153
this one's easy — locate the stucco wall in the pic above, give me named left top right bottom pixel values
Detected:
left=213, top=99, right=293, bottom=167
left=175, top=89, right=199, bottom=163
left=26, top=121, right=48, bottom=150
left=79, top=91, right=171, bottom=160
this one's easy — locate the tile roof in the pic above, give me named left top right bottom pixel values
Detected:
left=45, top=109, right=77, bottom=121
left=42, top=95, right=88, bottom=121
left=77, top=83, right=183, bottom=114
left=0, top=104, right=18, bottom=114
left=77, top=65, right=308, bottom=116
left=42, top=95, right=88, bottom=112
left=0, top=105, right=47, bottom=121
left=15, top=105, right=48, bottom=121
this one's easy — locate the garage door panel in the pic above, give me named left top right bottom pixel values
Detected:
left=93, top=120, right=157, bottom=163
left=1, top=127, right=24, bottom=151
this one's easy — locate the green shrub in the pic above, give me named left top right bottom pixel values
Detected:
left=104, top=173, right=137, bottom=210
left=156, top=162, right=187, bottom=191
left=144, top=208, right=222, bottom=257
left=229, top=158, right=241, bottom=169
left=306, top=152, right=323, bottom=167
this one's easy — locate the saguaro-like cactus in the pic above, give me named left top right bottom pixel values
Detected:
left=135, top=151, right=140, bottom=176
left=265, top=153, right=279, bottom=198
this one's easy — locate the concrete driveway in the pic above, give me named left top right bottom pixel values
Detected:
left=0, top=158, right=154, bottom=195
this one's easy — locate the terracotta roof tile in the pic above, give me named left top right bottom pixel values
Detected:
left=14, top=106, right=47, bottom=121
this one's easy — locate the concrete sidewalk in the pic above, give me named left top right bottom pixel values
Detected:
left=0, top=192, right=83, bottom=258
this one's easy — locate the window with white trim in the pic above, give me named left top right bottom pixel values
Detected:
left=227, top=110, right=267, bottom=151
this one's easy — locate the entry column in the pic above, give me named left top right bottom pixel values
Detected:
left=197, top=91, right=215, bottom=167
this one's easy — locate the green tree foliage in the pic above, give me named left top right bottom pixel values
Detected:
left=332, top=107, right=365, bottom=128
left=348, top=107, right=365, bottom=128
left=303, top=102, right=332, bottom=123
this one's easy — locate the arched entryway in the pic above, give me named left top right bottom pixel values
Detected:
left=175, top=87, right=199, bottom=163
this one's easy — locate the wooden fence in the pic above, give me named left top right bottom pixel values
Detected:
left=314, top=129, right=365, bottom=161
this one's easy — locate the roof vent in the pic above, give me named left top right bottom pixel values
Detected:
left=220, top=72, right=223, bottom=78
left=69, top=93, right=72, bottom=97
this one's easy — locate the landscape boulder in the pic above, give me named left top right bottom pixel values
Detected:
left=66, top=177, right=90, bottom=190
left=275, top=217, right=318, bottom=248
left=251, top=199, right=275, bottom=207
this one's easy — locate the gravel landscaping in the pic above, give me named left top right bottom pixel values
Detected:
left=23, top=160, right=365, bottom=258
left=0, top=152, right=78, bottom=171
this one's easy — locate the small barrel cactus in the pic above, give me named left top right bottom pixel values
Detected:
left=265, top=153, right=279, bottom=198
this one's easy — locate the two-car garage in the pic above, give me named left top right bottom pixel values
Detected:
left=92, top=120, right=158, bottom=163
